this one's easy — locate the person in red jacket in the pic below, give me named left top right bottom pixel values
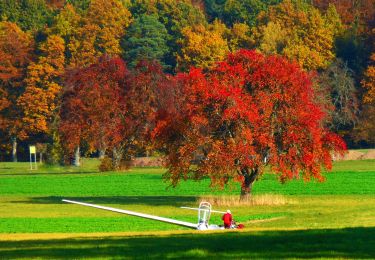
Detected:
left=222, top=210, right=232, bottom=229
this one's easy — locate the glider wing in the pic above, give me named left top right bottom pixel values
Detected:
left=62, top=199, right=197, bottom=229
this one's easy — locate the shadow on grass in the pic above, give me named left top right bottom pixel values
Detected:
left=1, top=227, right=374, bottom=258
left=14, top=196, right=198, bottom=206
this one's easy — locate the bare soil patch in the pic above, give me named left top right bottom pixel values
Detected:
left=334, top=149, right=375, bottom=160
left=361, top=150, right=375, bottom=160
left=130, top=157, right=165, bottom=167
left=342, top=150, right=364, bottom=160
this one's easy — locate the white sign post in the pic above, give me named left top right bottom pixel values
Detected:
left=29, top=145, right=37, bottom=170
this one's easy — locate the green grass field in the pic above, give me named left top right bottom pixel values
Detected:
left=0, top=159, right=374, bottom=259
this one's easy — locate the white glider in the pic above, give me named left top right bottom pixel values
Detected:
left=62, top=199, right=226, bottom=230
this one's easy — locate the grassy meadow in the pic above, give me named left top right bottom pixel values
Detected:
left=0, top=158, right=374, bottom=258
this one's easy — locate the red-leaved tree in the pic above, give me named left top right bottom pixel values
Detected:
left=59, top=56, right=128, bottom=167
left=60, top=57, right=169, bottom=168
left=153, top=50, right=346, bottom=199
left=124, top=60, right=172, bottom=157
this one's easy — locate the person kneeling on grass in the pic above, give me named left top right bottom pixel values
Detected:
left=222, top=210, right=232, bottom=229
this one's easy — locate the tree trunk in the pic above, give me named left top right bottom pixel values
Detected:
left=11, top=137, right=17, bottom=162
left=112, top=146, right=123, bottom=170
left=239, top=167, right=259, bottom=201
left=40, top=152, right=43, bottom=163
left=99, top=149, right=106, bottom=159
left=240, top=182, right=253, bottom=201
left=74, top=147, right=80, bottom=166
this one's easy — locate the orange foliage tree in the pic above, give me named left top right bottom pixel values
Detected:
left=18, top=35, right=65, bottom=136
left=153, top=50, right=346, bottom=199
left=357, top=29, right=375, bottom=144
left=0, top=21, right=34, bottom=161
left=362, top=53, right=375, bottom=104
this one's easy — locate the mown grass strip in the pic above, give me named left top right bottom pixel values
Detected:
left=1, top=167, right=374, bottom=196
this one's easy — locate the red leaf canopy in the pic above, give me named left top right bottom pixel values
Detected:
left=60, top=56, right=128, bottom=153
left=60, top=57, right=170, bottom=159
left=154, top=50, right=346, bottom=188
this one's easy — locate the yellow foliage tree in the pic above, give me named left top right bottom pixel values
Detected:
left=48, top=4, right=81, bottom=39
left=177, top=20, right=229, bottom=70
left=255, top=0, right=342, bottom=71
left=18, top=35, right=65, bottom=135
left=226, top=22, right=253, bottom=52
left=257, top=21, right=288, bottom=55
left=68, top=24, right=100, bottom=67
left=68, top=0, right=132, bottom=67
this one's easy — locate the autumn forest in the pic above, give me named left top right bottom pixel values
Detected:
left=0, top=0, right=374, bottom=191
